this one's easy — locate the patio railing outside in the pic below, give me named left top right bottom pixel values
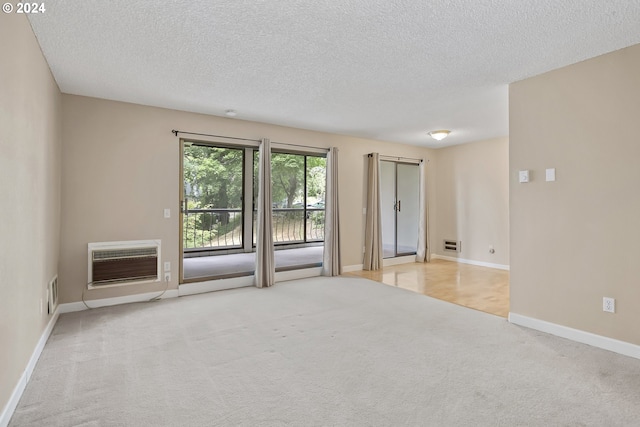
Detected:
left=183, top=208, right=324, bottom=250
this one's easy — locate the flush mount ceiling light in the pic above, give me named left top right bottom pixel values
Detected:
left=225, top=109, right=237, bottom=117
left=428, top=130, right=451, bottom=141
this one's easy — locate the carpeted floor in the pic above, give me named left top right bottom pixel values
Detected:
left=10, top=276, right=640, bottom=426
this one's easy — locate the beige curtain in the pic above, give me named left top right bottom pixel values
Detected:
left=416, top=160, right=431, bottom=263
left=322, top=147, right=341, bottom=276
left=255, top=138, right=275, bottom=288
left=363, top=153, right=383, bottom=270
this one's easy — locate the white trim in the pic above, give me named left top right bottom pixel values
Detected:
left=60, top=265, right=325, bottom=312
left=58, top=289, right=179, bottom=313
left=179, top=267, right=323, bottom=296
left=275, top=267, right=322, bottom=282
left=1, top=309, right=59, bottom=427
left=343, top=264, right=363, bottom=273
left=508, top=313, right=640, bottom=360
left=431, top=254, right=510, bottom=271
left=343, top=256, right=417, bottom=271
left=179, top=276, right=254, bottom=296
left=383, top=255, right=415, bottom=267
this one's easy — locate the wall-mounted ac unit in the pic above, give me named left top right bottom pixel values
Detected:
left=88, top=240, right=161, bottom=289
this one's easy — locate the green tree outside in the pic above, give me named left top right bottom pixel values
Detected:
left=184, top=145, right=326, bottom=249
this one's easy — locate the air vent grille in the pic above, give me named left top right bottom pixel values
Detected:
left=92, top=247, right=157, bottom=261
left=443, top=239, right=460, bottom=252
left=47, top=275, right=58, bottom=314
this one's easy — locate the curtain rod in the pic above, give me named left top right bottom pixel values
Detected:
left=374, top=153, right=424, bottom=163
left=172, top=130, right=329, bottom=152
left=171, top=129, right=261, bottom=143
left=271, top=140, right=330, bottom=152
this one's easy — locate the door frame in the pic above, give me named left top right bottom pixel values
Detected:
left=380, top=159, right=420, bottom=258
left=179, top=138, right=259, bottom=284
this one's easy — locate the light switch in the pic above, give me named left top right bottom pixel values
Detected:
left=546, top=168, right=556, bottom=182
left=518, top=170, right=529, bottom=183
left=164, top=208, right=171, bottom=218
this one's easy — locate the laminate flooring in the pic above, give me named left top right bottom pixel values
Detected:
left=347, top=258, right=509, bottom=317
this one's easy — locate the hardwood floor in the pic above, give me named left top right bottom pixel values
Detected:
left=347, top=258, right=510, bottom=317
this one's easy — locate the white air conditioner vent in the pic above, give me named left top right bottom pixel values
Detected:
left=93, top=247, right=158, bottom=261
left=88, top=240, right=161, bottom=289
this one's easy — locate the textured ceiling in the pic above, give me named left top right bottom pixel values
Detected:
left=28, top=1, right=640, bottom=147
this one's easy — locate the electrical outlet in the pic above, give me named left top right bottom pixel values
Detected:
left=164, top=272, right=171, bottom=282
left=603, top=297, right=615, bottom=313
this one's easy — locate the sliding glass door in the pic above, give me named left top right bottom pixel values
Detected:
left=181, top=143, right=249, bottom=280
left=180, top=140, right=326, bottom=282
left=254, top=151, right=326, bottom=271
left=380, top=161, right=420, bottom=258
left=396, top=163, right=420, bottom=255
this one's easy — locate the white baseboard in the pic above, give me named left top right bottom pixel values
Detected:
left=58, top=289, right=180, bottom=313
left=1, top=309, right=59, bottom=427
left=276, top=267, right=323, bottom=282
left=431, top=254, right=510, bottom=271
left=179, top=276, right=253, bottom=296
left=383, top=255, right=415, bottom=267
left=508, top=313, right=640, bottom=360
left=343, top=255, right=415, bottom=272
left=59, top=266, right=326, bottom=310
left=179, top=267, right=323, bottom=296
left=343, top=264, right=363, bottom=273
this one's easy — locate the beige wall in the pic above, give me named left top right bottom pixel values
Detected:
left=0, top=14, right=62, bottom=413
left=510, top=43, right=640, bottom=345
left=60, top=95, right=437, bottom=303
left=433, top=138, right=509, bottom=265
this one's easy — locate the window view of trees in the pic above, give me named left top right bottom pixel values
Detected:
left=254, top=152, right=326, bottom=244
left=183, top=145, right=244, bottom=249
left=253, top=152, right=325, bottom=208
left=183, top=143, right=326, bottom=250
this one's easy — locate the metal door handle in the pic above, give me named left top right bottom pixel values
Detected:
left=397, top=200, right=401, bottom=212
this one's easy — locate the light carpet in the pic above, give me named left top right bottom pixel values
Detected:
left=10, top=276, right=640, bottom=426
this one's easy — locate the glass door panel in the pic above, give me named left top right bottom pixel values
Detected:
left=380, top=160, right=397, bottom=258
left=182, top=145, right=244, bottom=251
left=181, top=144, right=247, bottom=281
left=306, top=156, right=326, bottom=242
left=252, top=150, right=326, bottom=270
left=270, top=152, right=305, bottom=244
left=396, top=163, right=419, bottom=255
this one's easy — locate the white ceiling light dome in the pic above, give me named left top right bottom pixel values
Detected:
left=428, top=130, right=451, bottom=141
